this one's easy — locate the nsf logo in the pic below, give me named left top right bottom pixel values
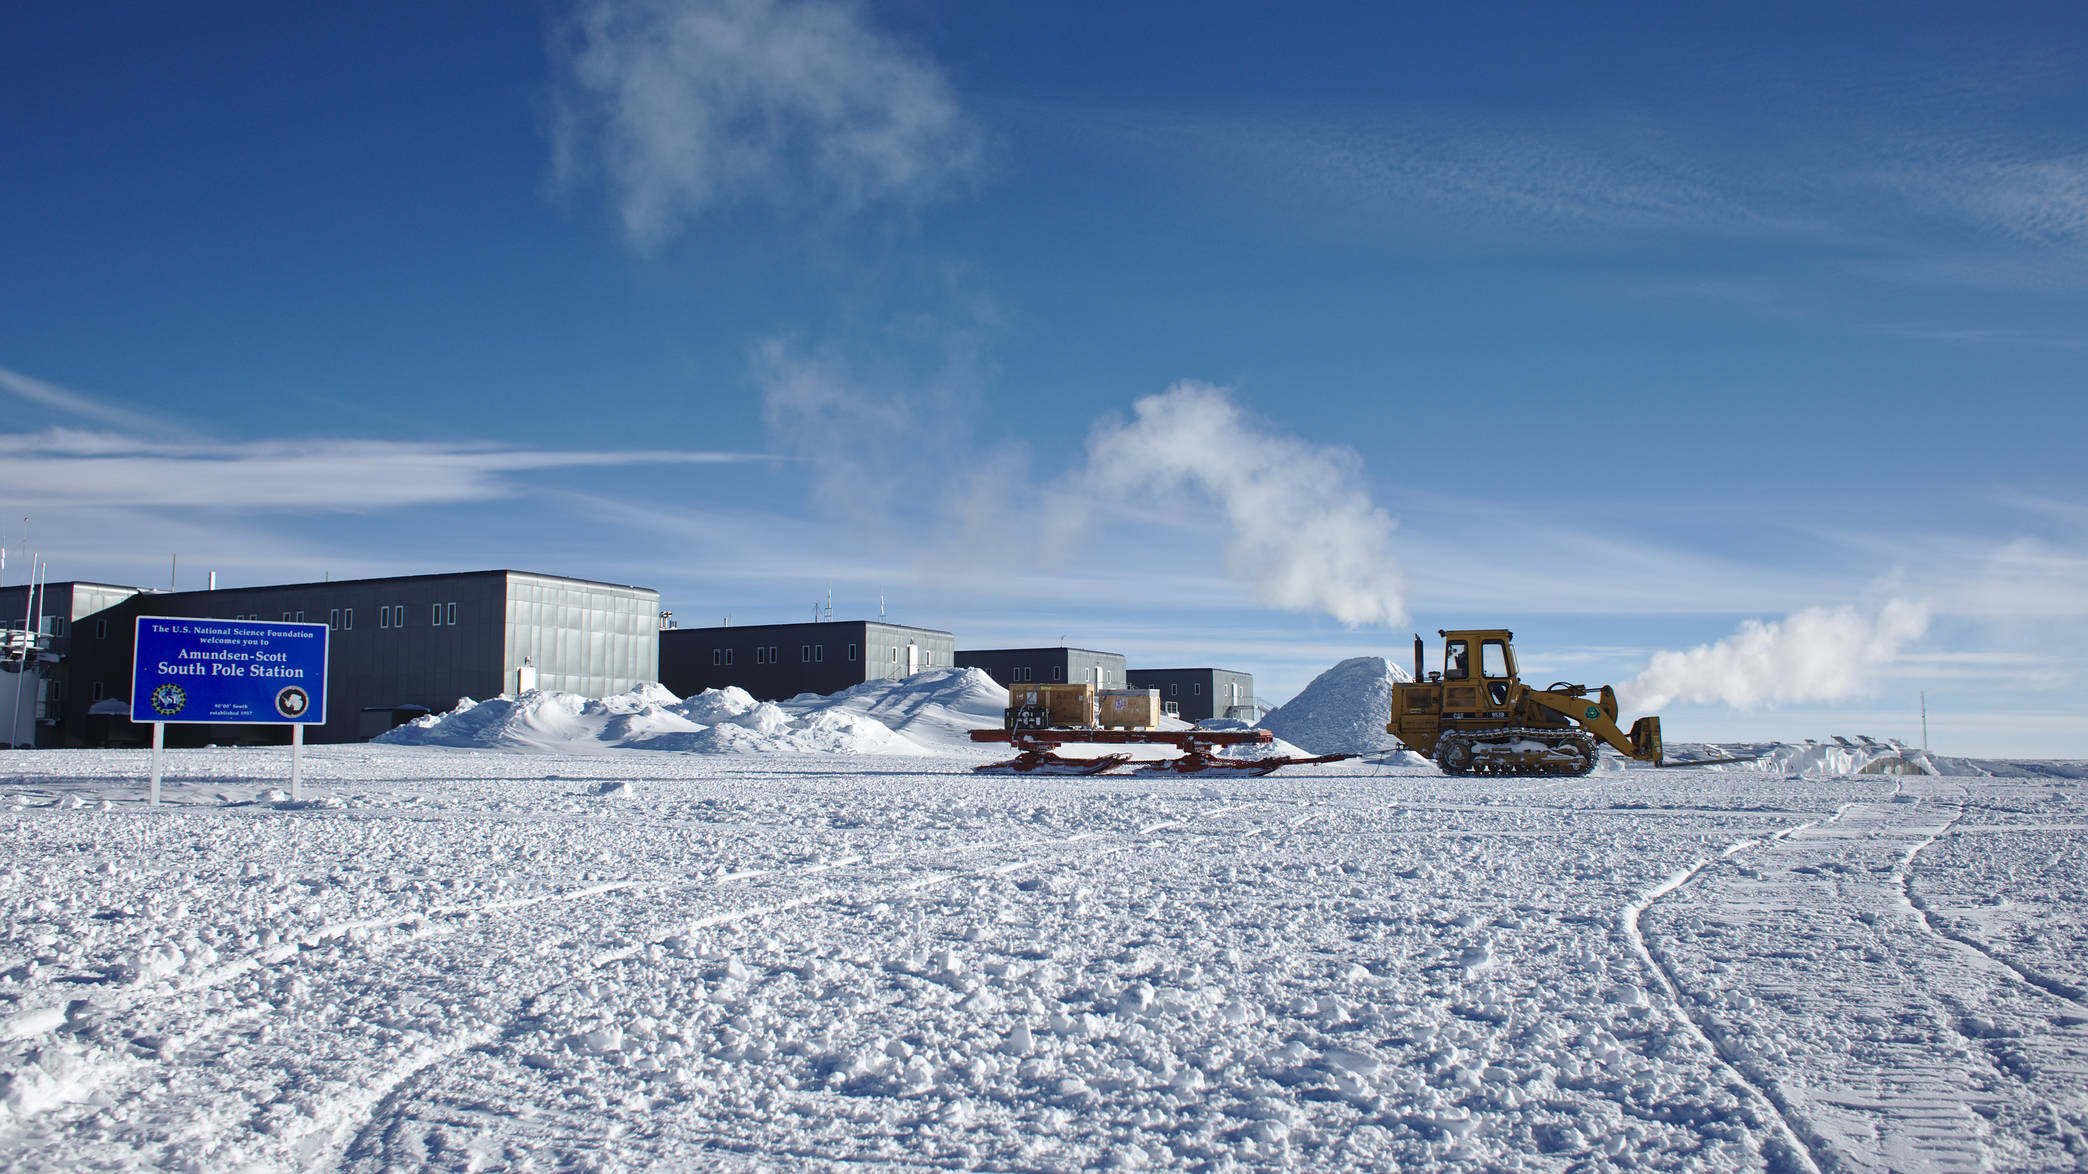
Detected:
left=150, top=683, right=187, bottom=716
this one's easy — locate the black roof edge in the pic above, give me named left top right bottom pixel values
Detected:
left=666, top=619, right=954, bottom=637
left=105, top=569, right=658, bottom=600
left=957, top=647, right=1126, bottom=657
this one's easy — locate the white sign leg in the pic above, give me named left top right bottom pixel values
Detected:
left=291, top=725, right=303, bottom=802
left=150, top=721, right=163, bottom=808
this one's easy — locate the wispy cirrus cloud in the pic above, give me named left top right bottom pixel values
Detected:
left=1028, top=102, right=1805, bottom=239
left=0, top=429, right=766, bottom=512
left=548, top=0, right=982, bottom=248
left=0, top=364, right=181, bottom=436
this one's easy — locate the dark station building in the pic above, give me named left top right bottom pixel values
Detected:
left=1126, top=668, right=1256, bottom=722
left=659, top=620, right=956, bottom=702
left=955, top=647, right=1128, bottom=690
left=7, top=570, right=660, bottom=746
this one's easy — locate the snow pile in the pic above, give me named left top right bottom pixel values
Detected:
left=1260, top=656, right=1411, bottom=756
left=379, top=668, right=1009, bottom=756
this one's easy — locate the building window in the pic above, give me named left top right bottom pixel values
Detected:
left=393, top=604, right=405, bottom=627
left=342, top=608, right=352, bottom=631
left=755, top=646, right=766, bottom=664
left=282, top=611, right=294, bottom=621
left=330, top=609, right=340, bottom=630
left=1169, top=684, right=1178, bottom=696
left=801, top=644, right=811, bottom=662
left=92, top=681, right=106, bottom=701
left=96, top=619, right=107, bottom=639
left=295, top=611, right=305, bottom=622
left=724, top=649, right=734, bottom=665
left=1193, top=683, right=1202, bottom=695
left=814, top=645, right=824, bottom=662
left=1052, top=666, right=1063, bottom=682
left=446, top=602, right=457, bottom=625
left=380, top=608, right=390, bottom=629
left=711, top=650, right=721, bottom=666
left=847, top=643, right=858, bottom=661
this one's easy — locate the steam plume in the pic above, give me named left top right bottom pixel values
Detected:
left=1082, top=382, right=1406, bottom=626
left=1621, top=599, right=1929, bottom=714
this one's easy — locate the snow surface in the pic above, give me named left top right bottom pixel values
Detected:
left=1261, top=656, right=1416, bottom=757
left=1, top=738, right=2083, bottom=1171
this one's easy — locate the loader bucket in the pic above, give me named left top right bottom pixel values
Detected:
left=1628, top=716, right=1663, bottom=765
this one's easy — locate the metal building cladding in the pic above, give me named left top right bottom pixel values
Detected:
left=0, top=581, right=143, bottom=748
left=1126, top=668, right=1257, bottom=722
left=955, top=647, right=1128, bottom=690
left=20, top=570, right=659, bottom=747
left=655, top=618, right=956, bottom=697
left=658, top=621, right=956, bottom=702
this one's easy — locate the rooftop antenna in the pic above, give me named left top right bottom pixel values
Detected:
left=825, top=585, right=832, bottom=623
left=1921, top=691, right=1928, bottom=753
left=878, top=593, right=885, bottom=619
left=170, top=554, right=177, bottom=592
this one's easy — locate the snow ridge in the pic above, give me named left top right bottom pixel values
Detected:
left=377, top=667, right=1009, bottom=756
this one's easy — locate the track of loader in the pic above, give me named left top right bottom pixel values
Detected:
left=1434, top=727, right=1599, bottom=777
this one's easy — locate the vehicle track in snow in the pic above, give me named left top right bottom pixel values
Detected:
left=1625, top=810, right=1837, bottom=1174
left=1898, top=807, right=2088, bottom=1007
left=1641, top=786, right=2088, bottom=1173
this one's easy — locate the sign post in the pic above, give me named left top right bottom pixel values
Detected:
left=131, top=617, right=329, bottom=807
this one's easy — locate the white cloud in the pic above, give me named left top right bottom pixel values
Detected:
left=550, top=0, right=981, bottom=247
left=1620, top=599, right=1931, bottom=715
left=0, top=429, right=763, bottom=511
left=0, top=365, right=181, bottom=435
left=1081, top=382, right=1406, bottom=627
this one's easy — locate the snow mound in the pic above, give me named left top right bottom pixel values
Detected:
left=1261, top=656, right=1411, bottom=756
left=377, top=669, right=1010, bottom=757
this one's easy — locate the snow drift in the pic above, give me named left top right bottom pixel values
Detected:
left=1260, top=656, right=1414, bottom=756
left=379, top=668, right=1009, bottom=756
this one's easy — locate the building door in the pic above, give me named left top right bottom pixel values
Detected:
left=906, top=643, right=918, bottom=675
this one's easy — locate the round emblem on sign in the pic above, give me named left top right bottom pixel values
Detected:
left=150, top=683, right=187, bottom=716
left=274, top=686, right=310, bottom=718
left=1584, top=706, right=1600, bottom=721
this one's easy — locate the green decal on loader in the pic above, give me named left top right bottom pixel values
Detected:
left=1584, top=706, right=1600, bottom=720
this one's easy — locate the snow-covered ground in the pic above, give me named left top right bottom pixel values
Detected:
left=2, top=737, right=2083, bottom=1171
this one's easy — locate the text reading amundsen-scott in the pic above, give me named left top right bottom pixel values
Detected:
left=157, top=649, right=305, bottom=678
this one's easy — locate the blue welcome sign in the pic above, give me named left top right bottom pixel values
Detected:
left=130, top=617, right=329, bottom=725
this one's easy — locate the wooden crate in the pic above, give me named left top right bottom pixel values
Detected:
left=1098, top=689, right=1160, bottom=729
left=1007, top=682, right=1097, bottom=728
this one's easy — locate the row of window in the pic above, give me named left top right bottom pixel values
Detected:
left=713, top=643, right=862, bottom=667
left=1005, top=666, right=1119, bottom=685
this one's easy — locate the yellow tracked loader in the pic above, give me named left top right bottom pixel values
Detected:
left=1386, top=629, right=1663, bottom=777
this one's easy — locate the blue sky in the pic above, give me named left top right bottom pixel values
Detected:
left=3, top=1, right=2085, bottom=754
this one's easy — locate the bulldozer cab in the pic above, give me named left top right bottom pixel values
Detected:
left=1442, top=629, right=1517, bottom=706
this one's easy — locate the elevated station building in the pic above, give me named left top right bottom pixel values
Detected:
left=955, top=647, right=1127, bottom=691
left=1126, top=668, right=1256, bottom=722
left=658, top=621, right=955, bottom=702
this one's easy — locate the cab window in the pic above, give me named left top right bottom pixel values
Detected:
left=1481, top=640, right=1510, bottom=678
left=1443, top=640, right=1470, bottom=679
